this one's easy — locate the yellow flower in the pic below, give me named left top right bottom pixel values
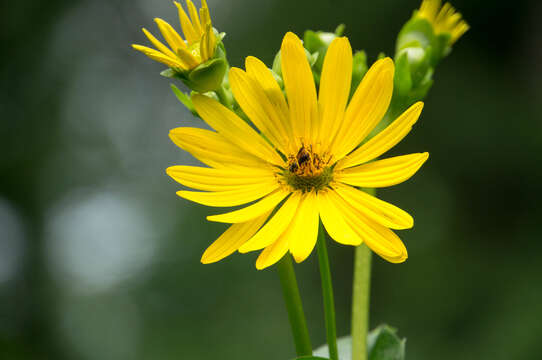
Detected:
left=167, top=32, right=429, bottom=270
left=417, top=0, right=469, bottom=44
left=132, top=0, right=216, bottom=71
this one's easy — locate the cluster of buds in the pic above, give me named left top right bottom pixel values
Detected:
left=133, top=0, right=468, bottom=124
left=301, top=25, right=369, bottom=98
left=391, top=0, right=469, bottom=116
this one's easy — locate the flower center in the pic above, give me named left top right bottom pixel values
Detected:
left=282, top=145, right=333, bottom=192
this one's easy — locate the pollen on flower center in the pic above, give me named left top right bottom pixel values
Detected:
left=282, top=145, right=333, bottom=192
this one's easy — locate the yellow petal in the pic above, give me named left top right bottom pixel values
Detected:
left=199, top=0, right=212, bottom=28
left=327, top=189, right=407, bottom=263
left=207, top=189, right=290, bottom=224
left=334, top=183, right=413, bottom=230
left=239, top=192, right=302, bottom=253
left=201, top=213, right=269, bottom=264
left=330, top=58, right=394, bottom=160
left=154, top=18, right=186, bottom=53
left=132, top=44, right=185, bottom=69
left=288, top=192, right=320, bottom=263
left=280, top=32, right=318, bottom=144
left=191, top=94, right=284, bottom=165
left=176, top=47, right=200, bottom=69
left=338, top=152, right=429, bottom=188
left=317, top=191, right=363, bottom=246
left=176, top=181, right=279, bottom=207
left=174, top=1, right=198, bottom=43
left=141, top=28, right=178, bottom=59
left=169, top=127, right=265, bottom=169
left=206, top=23, right=216, bottom=57
left=337, top=102, right=424, bottom=169
left=186, top=0, right=202, bottom=36
left=255, top=229, right=290, bottom=270
left=166, top=165, right=275, bottom=191
left=229, top=67, right=289, bottom=154
left=245, top=56, right=294, bottom=152
left=318, top=37, right=352, bottom=150
left=200, top=25, right=209, bottom=60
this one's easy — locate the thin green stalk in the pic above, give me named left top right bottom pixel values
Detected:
left=351, top=187, right=375, bottom=360
left=316, top=222, right=338, bottom=360
left=276, top=255, right=313, bottom=357
left=351, top=244, right=372, bottom=360
left=214, top=85, right=233, bottom=109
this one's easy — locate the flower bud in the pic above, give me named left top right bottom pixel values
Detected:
left=389, top=0, right=468, bottom=112
left=133, top=0, right=228, bottom=92
left=302, top=24, right=345, bottom=76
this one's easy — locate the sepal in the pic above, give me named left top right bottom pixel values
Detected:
left=170, top=84, right=198, bottom=116
left=182, top=57, right=228, bottom=92
left=169, top=36, right=228, bottom=93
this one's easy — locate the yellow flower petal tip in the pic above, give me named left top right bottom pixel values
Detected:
left=418, top=0, right=469, bottom=44
left=133, top=0, right=217, bottom=70
left=283, top=31, right=301, bottom=41
left=168, top=32, right=429, bottom=268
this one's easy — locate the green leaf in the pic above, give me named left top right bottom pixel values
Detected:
left=367, top=325, right=405, bottom=360
left=334, top=24, right=345, bottom=36
left=294, top=357, right=329, bottom=360
left=160, top=68, right=176, bottom=78
left=313, top=336, right=352, bottom=360
left=313, top=325, right=405, bottom=360
left=170, top=84, right=197, bottom=116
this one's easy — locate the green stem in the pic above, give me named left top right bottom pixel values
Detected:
left=316, top=222, right=338, bottom=360
left=214, top=85, right=233, bottom=109
left=276, top=255, right=313, bottom=357
left=351, top=238, right=373, bottom=360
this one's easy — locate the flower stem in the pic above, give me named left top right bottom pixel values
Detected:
left=351, top=242, right=372, bottom=360
left=316, top=221, right=339, bottom=360
left=276, top=254, right=313, bottom=357
left=215, top=85, right=233, bottom=109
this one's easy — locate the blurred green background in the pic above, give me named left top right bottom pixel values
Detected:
left=2, top=0, right=541, bottom=359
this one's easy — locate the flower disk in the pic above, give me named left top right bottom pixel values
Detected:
left=167, top=32, right=429, bottom=269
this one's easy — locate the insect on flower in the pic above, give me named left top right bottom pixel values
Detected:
left=167, top=32, right=429, bottom=269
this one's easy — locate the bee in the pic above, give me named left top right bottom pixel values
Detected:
left=288, top=162, right=299, bottom=173
left=288, top=145, right=312, bottom=173
left=296, top=146, right=311, bottom=166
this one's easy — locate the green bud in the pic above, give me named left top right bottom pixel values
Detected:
left=396, top=45, right=432, bottom=87
left=272, top=50, right=282, bottom=77
left=161, top=39, right=228, bottom=93
left=303, top=24, right=345, bottom=74
left=394, top=52, right=413, bottom=99
left=350, top=50, right=368, bottom=98
left=396, top=17, right=434, bottom=54
left=272, top=48, right=319, bottom=78
left=183, top=57, right=227, bottom=93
